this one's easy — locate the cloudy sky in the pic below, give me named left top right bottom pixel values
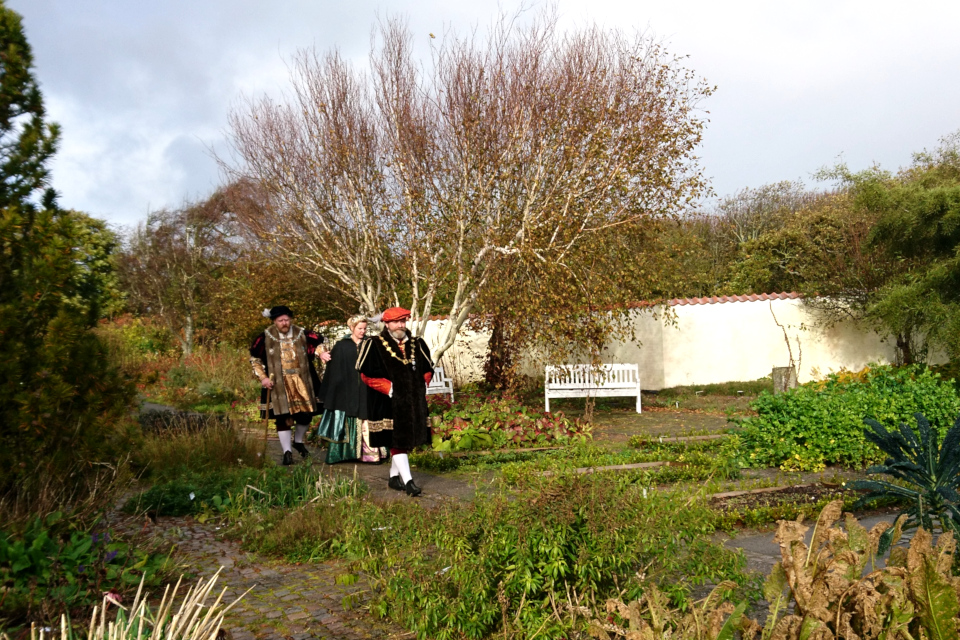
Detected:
left=13, top=0, right=960, bottom=228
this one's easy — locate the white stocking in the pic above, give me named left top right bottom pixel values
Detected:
left=394, top=453, right=413, bottom=484
left=389, top=454, right=399, bottom=478
left=277, top=430, right=292, bottom=453
left=294, top=424, right=308, bottom=444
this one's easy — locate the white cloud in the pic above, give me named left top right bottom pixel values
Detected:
left=12, top=0, right=960, bottom=224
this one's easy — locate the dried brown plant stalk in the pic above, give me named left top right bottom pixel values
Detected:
left=586, top=501, right=960, bottom=640
left=5, top=569, right=251, bottom=640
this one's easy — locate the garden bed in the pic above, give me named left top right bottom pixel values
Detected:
left=711, top=482, right=853, bottom=511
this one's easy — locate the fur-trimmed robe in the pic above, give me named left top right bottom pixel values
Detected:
left=249, top=325, right=324, bottom=420
left=357, top=329, right=433, bottom=450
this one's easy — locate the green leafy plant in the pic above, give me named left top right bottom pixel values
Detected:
left=0, top=512, right=174, bottom=628
left=851, top=412, right=960, bottom=553
left=430, top=390, right=591, bottom=451
left=234, top=473, right=751, bottom=640
left=738, top=365, right=960, bottom=469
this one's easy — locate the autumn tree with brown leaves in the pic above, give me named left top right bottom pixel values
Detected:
left=226, top=11, right=713, bottom=363
left=117, top=191, right=242, bottom=355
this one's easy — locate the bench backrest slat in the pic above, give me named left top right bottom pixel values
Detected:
left=545, top=364, right=638, bottom=388
left=428, top=366, right=450, bottom=389
left=544, top=364, right=640, bottom=413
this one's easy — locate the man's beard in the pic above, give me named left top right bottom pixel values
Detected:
left=389, top=328, right=407, bottom=342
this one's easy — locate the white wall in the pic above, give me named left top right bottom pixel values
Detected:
left=422, top=296, right=937, bottom=390
left=659, top=298, right=897, bottom=388
left=421, top=319, right=490, bottom=387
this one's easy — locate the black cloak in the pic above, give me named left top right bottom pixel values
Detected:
left=321, top=337, right=369, bottom=419
left=357, top=329, right=433, bottom=450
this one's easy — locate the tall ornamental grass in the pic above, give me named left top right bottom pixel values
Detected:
left=3, top=569, right=248, bottom=640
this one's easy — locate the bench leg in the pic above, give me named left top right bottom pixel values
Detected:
left=545, top=393, right=550, bottom=413
left=636, top=385, right=642, bottom=413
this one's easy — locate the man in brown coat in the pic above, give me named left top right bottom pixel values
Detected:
left=250, top=305, right=332, bottom=465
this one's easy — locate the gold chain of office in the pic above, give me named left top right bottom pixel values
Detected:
left=378, top=335, right=415, bottom=367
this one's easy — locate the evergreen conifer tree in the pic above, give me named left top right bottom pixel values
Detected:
left=0, top=1, right=132, bottom=501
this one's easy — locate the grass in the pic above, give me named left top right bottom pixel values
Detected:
left=132, top=415, right=265, bottom=482
left=654, top=378, right=772, bottom=397
left=228, top=473, right=754, bottom=639
left=410, top=438, right=739, bottom=480
left=123, top=460, right=364, bottom=518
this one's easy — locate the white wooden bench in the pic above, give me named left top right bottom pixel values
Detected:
left=426, top=366, right=455, bottom=402
left=544, top=364, right=641, bottom=413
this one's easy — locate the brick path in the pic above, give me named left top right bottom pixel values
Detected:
left=121, top=407, right=457, bottom=640
left=113, top=513, right=408, bottom=640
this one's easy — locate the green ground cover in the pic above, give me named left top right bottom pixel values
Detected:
left=0, top=512, right=176, bottom=629
left=738, top=364, right=960, bottom=470
left=192, top=468, right=756, bottom=640
left=410, top=440, right=741, bottom=487
left=428, top=389, right=592, bottom=451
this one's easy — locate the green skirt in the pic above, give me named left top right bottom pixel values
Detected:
left=317, top=410, right=387, bottom=464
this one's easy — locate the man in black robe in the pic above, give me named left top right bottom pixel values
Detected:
left=356, top=306, right=433, bottom=495
left=250, top=305, right=331, bottom=465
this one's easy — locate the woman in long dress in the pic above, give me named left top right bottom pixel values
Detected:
left=316, top=316, right=388, bottom=464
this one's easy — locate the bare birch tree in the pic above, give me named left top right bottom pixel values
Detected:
left=225, top=10, right=713, bottom=361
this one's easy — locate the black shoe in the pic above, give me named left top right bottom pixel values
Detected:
left=388, top=475, right=405, bottom=491
left=282, top=450, right=294, bottom=466
left=293, top=442, right=310, bottom=458
left=404, top=479, right=422, bottom=497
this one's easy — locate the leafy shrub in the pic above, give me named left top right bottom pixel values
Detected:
left=127, top=474, right=239, bottom=517
left=381, top=477, right=748, bottom=639
left=852, top=413, right=960, bottom=552
left=737, top=365, right=960, bottom=469
left=96, top=315, right=178, bottom=372
left=430, top=390, right=591, bottom=451
left=123, top=342, right=258, bottom=412
left=0, top=512, right=174, bottom=628
left=0, top=13, right=135, bottom=508
left=931, top=358, right=960, bottom=390
left=237, top=475, right=750, bottom=640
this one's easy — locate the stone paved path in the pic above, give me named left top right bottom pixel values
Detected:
left=717, top=510, right=902, bottom=575
left=120, top=413, right=433, bottom=640
left=113, top=509, right=409, bottom=640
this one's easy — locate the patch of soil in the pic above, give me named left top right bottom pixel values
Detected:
left=587, top=409, right=732, bottom=446
left=711, top=483, right=853, bottom=511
